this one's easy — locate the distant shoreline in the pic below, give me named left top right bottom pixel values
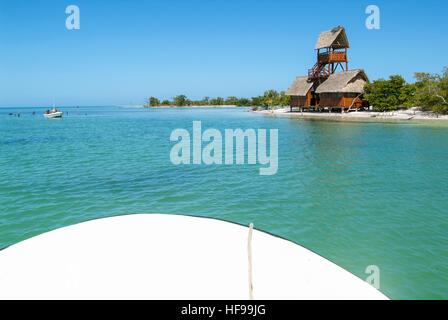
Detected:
left=126, top=104, right=448, bottom=122
left=126, top=105, right=240, bottom=108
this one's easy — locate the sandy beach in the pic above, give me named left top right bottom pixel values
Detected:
left=254, top=108, right=448, bottom=122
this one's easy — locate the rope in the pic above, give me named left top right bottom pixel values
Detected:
left=248, top=223, right=254, bottom=300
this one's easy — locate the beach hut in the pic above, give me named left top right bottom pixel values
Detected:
left=315, top=69, right=369, bottom=111
left=285, top=76, right=315, bottom=111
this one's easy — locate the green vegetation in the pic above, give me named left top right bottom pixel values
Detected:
left=210, top=97, right=225, bottom=105
left=145, top=97, right=160, bottom=107
left=225, top=96, right=239, bottom=105
left=143, top=90, right=290, bottom=108
left=364, top=75, right=415, bottom=111
left=413, top=68, right=448, bottom=113
left=173, top=95, right=190, bottom=107
left=365, top=68, right=448, bottom=113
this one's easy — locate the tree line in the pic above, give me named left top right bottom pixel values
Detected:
left=365, top=67, right=448, bottom=113
left=144, top=90, right=290, bottom=109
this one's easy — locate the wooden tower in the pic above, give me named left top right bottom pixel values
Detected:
left=308, top=26, right=349, bottom=82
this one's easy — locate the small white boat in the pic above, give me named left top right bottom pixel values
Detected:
left=43, top=111, right=63, bottom=118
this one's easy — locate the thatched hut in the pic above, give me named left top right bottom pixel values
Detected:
left=315, top=69, right=369, bottom=110
left=285, top=76, right=315, bottom=111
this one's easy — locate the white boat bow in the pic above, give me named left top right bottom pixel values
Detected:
left=0, top=214, right=388, bottom=300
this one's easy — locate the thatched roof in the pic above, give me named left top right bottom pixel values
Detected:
left=286, top=76, right=314, bottom=96
left=315, top=26, right=349, bottom=50
left=315, top=70, right=369, bottom=94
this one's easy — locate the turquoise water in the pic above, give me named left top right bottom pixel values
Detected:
left=1, top=106, right=447, bottom=299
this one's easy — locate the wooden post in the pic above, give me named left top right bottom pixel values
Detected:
left=345, top=47, right=348, bottom=71
left=317, top=49, right=320, bottom=77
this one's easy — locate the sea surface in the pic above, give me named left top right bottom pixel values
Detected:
left=1, top=106, right=447, bottom=299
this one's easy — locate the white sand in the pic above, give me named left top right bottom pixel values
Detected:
left=254, top=108, right=448, bottom=122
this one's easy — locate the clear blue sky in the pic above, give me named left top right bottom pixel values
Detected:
left=0, top=0, right=447, bottom=106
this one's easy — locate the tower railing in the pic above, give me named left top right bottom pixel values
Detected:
left=318, top=51, right=347, bottom=64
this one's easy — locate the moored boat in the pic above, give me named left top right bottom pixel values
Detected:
left=43, top=111, right=63, bottom=118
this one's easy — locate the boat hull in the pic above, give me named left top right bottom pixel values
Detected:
left=43, top=112, right=63, bottom=118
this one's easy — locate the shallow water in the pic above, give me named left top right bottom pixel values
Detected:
left=0, top=106, right=447, bottom=299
